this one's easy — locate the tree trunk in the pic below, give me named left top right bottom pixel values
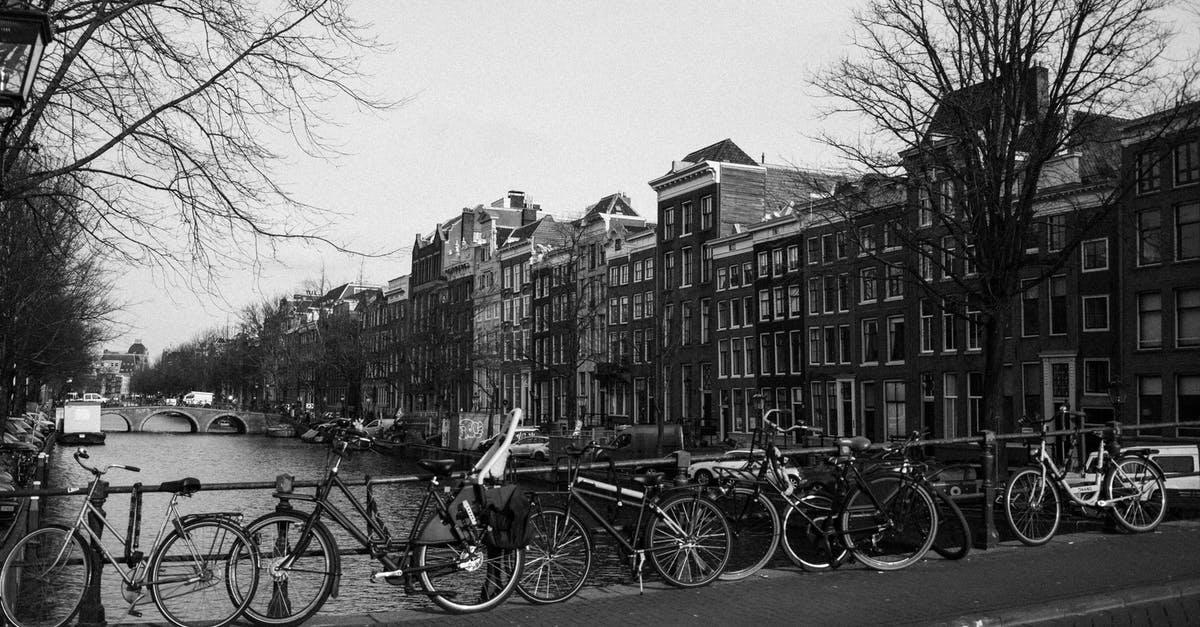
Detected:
left=981, top=299, right=1014, bottom=476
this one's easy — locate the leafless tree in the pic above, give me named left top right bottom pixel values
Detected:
left=809, top=0, right=1197, bottom=433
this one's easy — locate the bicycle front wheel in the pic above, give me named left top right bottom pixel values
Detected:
left=781, top=493, right=848, bottom=572
left=647, top=493, right=731, bottom=587
left=840, top=473, right=937, bottom=571
left=930, top=488, right=972, bottom=560
left=1004, top=468, right=1060, bottom=546
left=416, top=543, right=524, bottom=613
left=717, top=487, right=779, bottom=580
left=517, top=506, right=592, bottom=604
left=149, top=517, right=259, bottom=627
left=1106, top=456, right=1167, bottom=533
left=242, top=512, right=338, bottom=626
left=0, top=524, right=91, bottom=627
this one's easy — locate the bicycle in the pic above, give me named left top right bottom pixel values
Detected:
left=516, top=440, right=732, bottom=604
left=239, top=409, right=529, bottom=624
left=0, top=448, right=258, bottom=627
left=716, top=410, right=939, bottom=575
left=1004, top=406, right=1168, bottom=546
left=864, top=431, right=973, bottom=560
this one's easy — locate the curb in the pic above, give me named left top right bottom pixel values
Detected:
left=933, top=576, right=1200, bottom=626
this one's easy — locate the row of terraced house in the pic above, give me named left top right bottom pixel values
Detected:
left=339, top=99, right=1199, bottom=450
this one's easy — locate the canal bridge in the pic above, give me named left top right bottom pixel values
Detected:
left=98, top=406, right=271, bottom=434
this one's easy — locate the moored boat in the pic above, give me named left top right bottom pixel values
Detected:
left=266, top=424, right=297, bottom=438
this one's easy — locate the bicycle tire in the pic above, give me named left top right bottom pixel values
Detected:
left=780, top=493, right=848, bottom=572
left=0, top=524, right=92, bottom=627
left=240, top=511, right=338, bottom=626
left=929, top=487, right=972, bottom=560
left=647, top=492, right=731, bottom=587
left=415, top=542, right=523, bottom=613
left=717, top=487, right=779, bottom=580
left=839, top=472, right=937, bottom=571
left=1004, top=467, right=1060, bottom=546
left=149, top=517, right=259, bottom=627
left=517, top=507, right=592, bottom=603
left=1105, top=455, right=1167, bottom=533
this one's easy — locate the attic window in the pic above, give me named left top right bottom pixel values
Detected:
left=614, top=239, right=623, bottom=251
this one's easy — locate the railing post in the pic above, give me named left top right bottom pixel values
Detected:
left=77, top=480, right=109, bottom=627
left=977, top=430, right=1000, bottom=550
left=672, top=450, right=691, bottom=486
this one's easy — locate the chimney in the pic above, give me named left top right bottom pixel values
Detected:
left=522, top=207, right=538, bottom=224
left=507, top=190, right=526, bottom=209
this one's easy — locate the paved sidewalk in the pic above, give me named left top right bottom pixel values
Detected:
left=116, top=520, right=1200, bottom=626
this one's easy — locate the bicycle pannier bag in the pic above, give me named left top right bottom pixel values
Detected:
left=480, top=484, right=532, bottom=550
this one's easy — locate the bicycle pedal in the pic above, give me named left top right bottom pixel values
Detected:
left=371, top=568, right=404, bottom=583
left=127, top=609, right=142, bottom=618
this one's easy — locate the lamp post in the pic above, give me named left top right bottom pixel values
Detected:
left=0, top=3, right=52, bottom=193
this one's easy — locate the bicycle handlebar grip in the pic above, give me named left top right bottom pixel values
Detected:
left=74, top=448, right=89, bottom=460
left=123, top=465, right=141, bottom=472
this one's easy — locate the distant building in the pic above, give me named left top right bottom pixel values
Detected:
left=97, top=340, right=150, bottom=398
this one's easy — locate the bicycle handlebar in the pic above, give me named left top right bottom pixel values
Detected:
left=73, top=447, right=140, bottom=475
left=761, top=410, right=819, bottom=435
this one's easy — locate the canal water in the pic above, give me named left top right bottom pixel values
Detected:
left=44, top=432, right=631, bottom=620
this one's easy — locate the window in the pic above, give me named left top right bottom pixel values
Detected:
left=760, top=334, right=773, bottom=374
left=1178, top=288, right=1200, bottom=347
left=773, top=248, right=785, bottom=276
left=645, top=258, right=655, bottom=280
left=807, top=237, right=820, bottom=264
left=839, top=325, right=851, bottom=365
left=773, top=286, right=786, bottom=320
left=608, top=298, right=619, bottom=323
left=1137, top=151, right=1161, bottom=195
left=682, top=201, right=694, bottom=235
left=743, top=296, right=754, bottom=327
left=632, top=293, right=644, bottom=320
left=633, top=330, right=644, bottom=363
left=718, top=339, right=730, bottom=377
left=885, top=265, right=904, bottom=299
left=790, top=331, right=803, bottom=374
left=1049, top=276, right=1067, bottom=336
left=664, top=252, right=676, bottom=289
left=788, top=285, right=801, bottom=318
left=943, top=373, right=959, bottom=438
left=1176, top=140, right=1200, bottom=186
left=787, top=245, right=801, bottom=271
left=717, top=299, right=730, bottom=330
left=757, top=251, right=770, bottom=278
left=1178, top=203, right=1200, bottom=260
left=730, top=295, right=743, bottom=328
left=822, top=234, right=837, bottom=262
left=681, top=247, right=694, bottom=287
left=717, top=266, right=729, bottom=290
left=744, top=336, right=756, bottom=376
left=1022, top=279, right=1040, bottom=337
left=1138, top=209, right=1163, bottom=265
left=919, top=244, right=933, bottom=280
left=943, top=300, right=958, bottom=352
left=731, top=338, right=743, bottom=376
left=620, top=295, right=630, bottom=324
left=941, top=235, right=955, bottom=278
left=681, top=302, right=692, bottom=344
left=700, top=195, right=714, bottom=230
left=884, top=221, right=900, bottom=250
left=920, top=300, right=935, bottom=353
left=808, top=277, right=822, bottom=314
left=1138, top=292, right=1162, bottom=349
left=645, top=291, right=655, bottom=315
left=884, top=381, right=906, bottom=438
left=1081, top=238, right=1108, bottom=271
left=836, top=232, right=847, bottom=259
left=808, top=327, right=822, bottom=366
left=702, top=247, right=712, bottom=284
left=664, top=206, right=676, bottom=239
left=633, top=260, right=644, bottom=283
left=887, top=315, right=906, bottom=362
left=773, top=332, right=788, bottom=373
left=861, top=319, right=880, bottom=363
left=1023, top=363, right=1042, bottom=424
left=938, top=178, right=956, bottom=215
left=967, top=373, right=984, bottom=434
left=918, top=185, right=932, bottom=226
left=742, top=262, right=754, bottom=284
left=823, top=275, right=837, bottom=313
left=966, top=306, right=982, bottom=350
left=824, top=326, right=838, bottom=364
left=1082, top=295, right=1109, bottom=331
left=860, top=267, right=877, bottom=302
left=758, top=289, right=771, bottom=322
left=1080, top=359, right=1110, bottom=395
left=700, top=299, right=711, bottom=344
left=1136, top=376, right=1161, bottom=427
left=859, top=226, right=876, bottom=256
left=838, top=274, right=849, bottom=311
left=1046, top=214, right=1066, bottom=252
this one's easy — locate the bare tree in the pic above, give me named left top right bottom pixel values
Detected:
left=810, top=0, right=1197, bottom=433
left=6, top=0, right=396, bottom=283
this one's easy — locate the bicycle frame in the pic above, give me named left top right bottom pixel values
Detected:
left=1024, top=425, right=1108, bottom=508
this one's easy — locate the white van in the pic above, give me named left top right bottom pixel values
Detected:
left=1085, top=443, right=1200, bottom=505
left=81, top=393, right=104, bottom=403
left=182, top=391, right=214, bottom=406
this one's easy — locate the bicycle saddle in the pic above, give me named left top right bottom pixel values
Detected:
left=837, top=436, right=872, bottom=452
left=160, top=477, right=201, bottom=495
left=633, top=470, right=664, bottom=487
left=418, top=458, right=457, bottom=476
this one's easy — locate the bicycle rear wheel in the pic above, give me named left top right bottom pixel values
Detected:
left=241, top=512, right=338, bottom=626
left=149, top=517, right=259, bottom=627
left=1004, top=468, right=1060, bottom=546
left=0, top=524, right=91, bottom=627
left=416, top=543, right=524, bottom=613
left=647, top=493, right=731, bottom=587
left=930, top=488, right=972, bottom=560
left=840, top=473, right=937, bottom=571
left=717, top=487, right=779, bottom=580
left=780, top=493, right=848, bottom=572
left=1105, top=456, right=1167, bottom=533
left=517, top=506, right=592, bottom=603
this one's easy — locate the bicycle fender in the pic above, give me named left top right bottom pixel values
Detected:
left=308, top=519, right=343, bottom=599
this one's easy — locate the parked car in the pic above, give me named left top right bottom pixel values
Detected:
left=688, top=449, right=802, bottom=486
left=509, top=435, right=551, bottom=461
left=476, top=427, right=541, bottom=452
left=362, top=418, right=396, bottom=437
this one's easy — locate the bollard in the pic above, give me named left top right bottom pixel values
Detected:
left=673, top=450, right=691, bottom=486
left=977, top=430, right=1000, bottom=549
left=77, top=479, right=109, bottom=627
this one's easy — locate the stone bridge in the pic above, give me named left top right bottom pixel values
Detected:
left=98, top=406, right=272, bottom=434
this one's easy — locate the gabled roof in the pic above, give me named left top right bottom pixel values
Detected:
left=682, top=139, right=758, bottom=166
left=582, top=192, right=638, bottom=219
left=504, top=215, right=556, bottom=247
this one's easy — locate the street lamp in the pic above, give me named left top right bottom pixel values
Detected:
left=0, top=4, right=52, bottom=112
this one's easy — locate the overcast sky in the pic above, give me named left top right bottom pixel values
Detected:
left=109, top=0, right=1197, bottom=358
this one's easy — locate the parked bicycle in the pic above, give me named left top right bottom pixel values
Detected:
left=516, top=440, right=732, bottom=604
left=0, top=448, right=258, bottom=627
left=715, top=410, right=940, bottom=575
left=238, top=409, right=529, bottom=624
left=1004, top=406, right=1167, bottom=545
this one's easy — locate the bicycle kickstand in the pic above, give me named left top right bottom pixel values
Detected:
left=633, top=549, right=645, bottom=594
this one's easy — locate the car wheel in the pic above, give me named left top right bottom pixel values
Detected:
left=694, top=469, right=713, bottom=486
left=533, top=450, right=547, bottom=462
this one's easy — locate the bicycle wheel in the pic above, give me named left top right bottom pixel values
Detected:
left=149, top=517, right=259, bottom=627
left=241, top=512, right=338, bottom=626
left=647, top=493, right=731, bottom=587
left=0, top=524, right=91, bottom=627
left=1105, top=455, right=1167, bottom=533
left=780, top=493, right=849, bottom=572
left=717, top=487, right=779, bottom=580
left=930, top=487, right=972, bottom=560
left=517, top=507, right=592, bottom=603
left=1004, top=467, right=1060, bottom=546
left=416, top=542, right=523, bottom=613
left=839, top=472, right=937, bottom=571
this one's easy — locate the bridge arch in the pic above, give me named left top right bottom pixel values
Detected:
left=139, top=410, right=201, bottom=433
left=204, top=414, right=248, bottom=434
left=99, top=412, right=131, bottom=431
